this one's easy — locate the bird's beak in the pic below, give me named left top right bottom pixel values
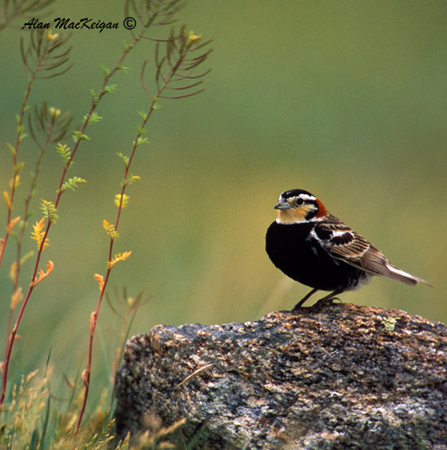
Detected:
left=274, top=199, right=291, bottom=210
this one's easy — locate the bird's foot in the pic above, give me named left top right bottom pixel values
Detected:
left=310, top=296, right=342, bottom=312
left=292, top=289, right=343, bottom=313
left=291, top=288, right=318, bottom=311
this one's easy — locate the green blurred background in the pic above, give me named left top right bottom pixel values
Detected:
left=0, top=0, right=446, bottom=401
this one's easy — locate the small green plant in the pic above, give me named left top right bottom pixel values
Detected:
left=0, top=0, right=212, bottom=447
left=373, top=314, right=398, bottom=332
left=381, top=316, right=397, bottom=332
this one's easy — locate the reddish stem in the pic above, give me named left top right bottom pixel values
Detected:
left=73, top=86, right=161, bottom=435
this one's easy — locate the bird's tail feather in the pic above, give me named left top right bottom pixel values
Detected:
left=386, top=263, right=434, bottom=287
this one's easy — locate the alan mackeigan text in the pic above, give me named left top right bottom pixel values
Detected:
left=22, top=18, right=119, bottom=33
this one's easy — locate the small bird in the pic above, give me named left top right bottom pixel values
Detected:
left=265, top=189, right=433, bottom=310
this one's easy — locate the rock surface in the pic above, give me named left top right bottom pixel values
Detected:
left=115, top=302, right=447, bottom=449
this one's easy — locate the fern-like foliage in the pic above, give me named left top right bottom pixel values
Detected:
left=3, top=190, right=12, bottom=212
left=31, top=218, right=49, bottom=250
left=93, top=273, right=105, bottom=292
left=83, top=111, right=103, bottom=125
left=108, top=251, right=132, bottom=269
left=31, top=260, right=53, bottom=286
left=114, top=193, right=130, bottom=208
left=72, top=130, right=90, bottom=142
left=29, top=102, right=72, bottom=149
left=122, top=174, right=141, bottom=187
left=103, top=220, right=119, bottom=240
left=145, top=25, right=212, bottom=100
left=59, top=176, right=87, bottom=193
left=117, top=152, right=130, bottom=168
left=56, top=143, right=72, bottom=168
left=0, top=0, right=54, bottom=33
left=125, top=0, right=185, bottom=34
left=20, top=29, right=73, bottom=80
left=39, top=199, right=58, bottom=223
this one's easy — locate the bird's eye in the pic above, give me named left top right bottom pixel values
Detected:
left=296, top=198, right=304, bottom=205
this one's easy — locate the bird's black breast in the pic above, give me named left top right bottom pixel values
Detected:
left=265, top=221, right=365, bottom=291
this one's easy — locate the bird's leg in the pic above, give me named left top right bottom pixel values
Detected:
left=311, top=289, right=344, bottom=311
left=292, top=288, right=318, bottom=311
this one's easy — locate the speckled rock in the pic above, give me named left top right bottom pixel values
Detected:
left=115, top=302, right=447, bottom=449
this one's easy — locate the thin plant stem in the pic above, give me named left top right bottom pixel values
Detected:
left=5, top=121, right=53, bottom=355
left=74, top=93, right=158, bottom=436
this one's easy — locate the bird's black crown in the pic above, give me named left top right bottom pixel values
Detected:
left=281, top=189, right=315, bottom=200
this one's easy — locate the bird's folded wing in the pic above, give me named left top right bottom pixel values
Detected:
left=318, top=222, right=392, bottom=277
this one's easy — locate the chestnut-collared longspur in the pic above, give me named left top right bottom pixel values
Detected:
left=266, top=189, right=433, bottom=310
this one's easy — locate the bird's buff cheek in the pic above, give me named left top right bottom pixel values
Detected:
left=276, top=207, right=309, bottom=224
